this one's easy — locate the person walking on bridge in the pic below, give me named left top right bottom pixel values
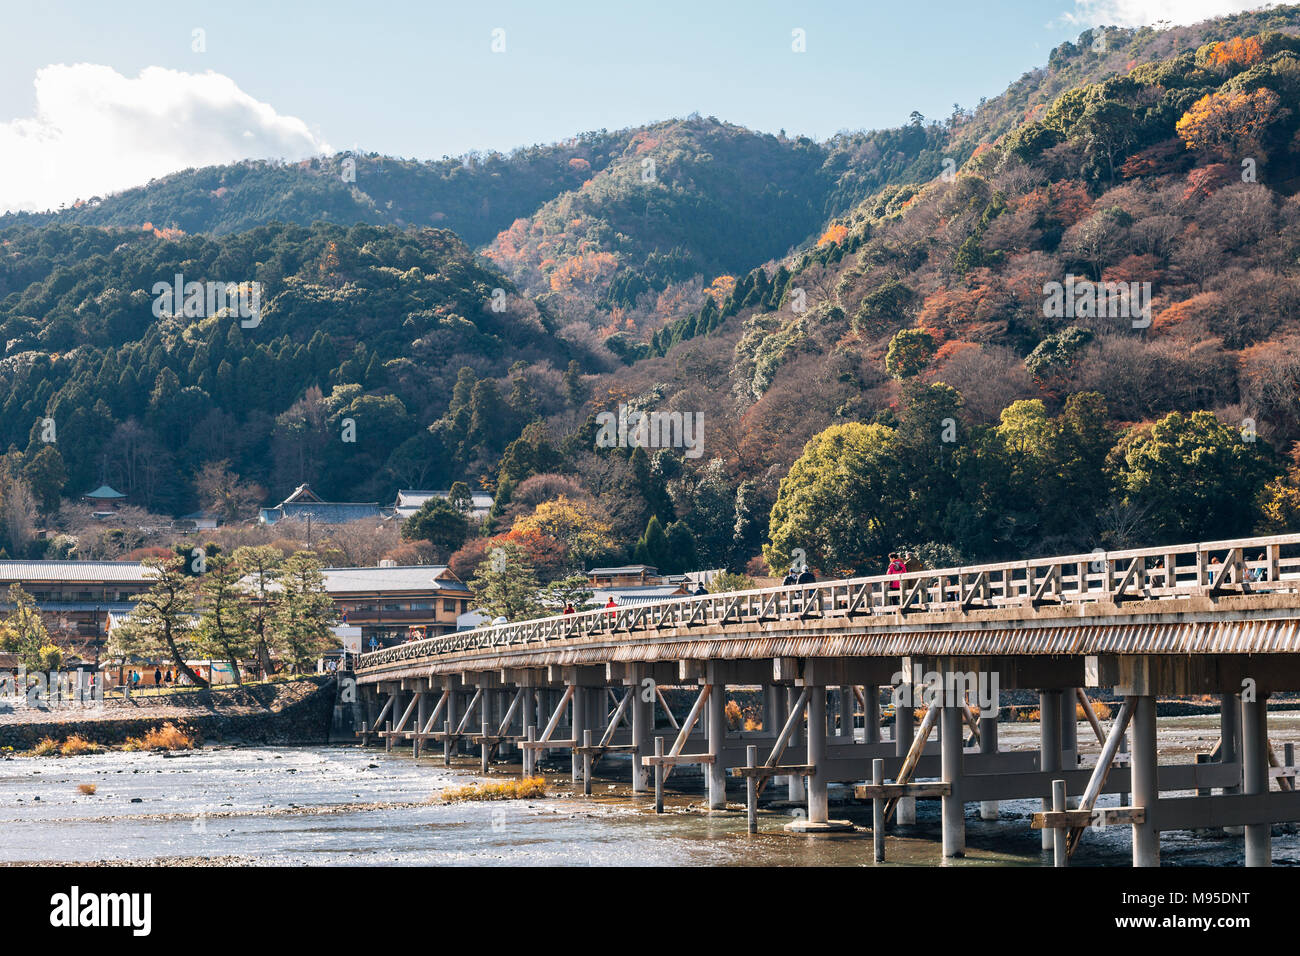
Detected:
left=886, top=553, right=906, bottom=601
left=796, top=566, right=815, bottom=585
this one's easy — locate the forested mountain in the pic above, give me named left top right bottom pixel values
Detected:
left=7, top=7, right=1300, bottom=580
left=0, top=221, right=582, bottom=518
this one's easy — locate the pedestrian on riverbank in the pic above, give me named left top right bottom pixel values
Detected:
left=154, top=667, right=161, bottom=686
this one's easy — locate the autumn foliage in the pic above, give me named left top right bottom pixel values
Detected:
left=1176, top=88, right=1286, bottom=161
left=817, top=223, right=849, bottom=247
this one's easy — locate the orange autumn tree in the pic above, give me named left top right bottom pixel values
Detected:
left=817, top=223, right=849, bottom=248
left=704, top=274, right=737, bottom=304
left=1176, top=88, right=1287, bottom=161
left=1203, top=36, right=1264, bottom=73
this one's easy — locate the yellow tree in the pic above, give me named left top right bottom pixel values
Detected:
left=510, top=496, right=613, bottom=567
left=1175, top=88, right=1286, bottom=161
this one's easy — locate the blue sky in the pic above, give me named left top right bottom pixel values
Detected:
left=0, top=0, right=1266, bottom=211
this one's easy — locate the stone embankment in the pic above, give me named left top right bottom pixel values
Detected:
left=0, top=677, right=337, bottom=750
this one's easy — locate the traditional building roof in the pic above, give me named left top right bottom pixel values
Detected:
left=393, top=489, right=493, bottom=518
left=259, top=484, right=383, bottom=525
left=0, top=560, right=155, bottom=584
left=320, top=566, right=471, bottom=595
left=82, top=485, right=126, bottom=500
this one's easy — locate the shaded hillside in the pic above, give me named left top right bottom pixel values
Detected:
left=0, top=221, right=585, bottom=516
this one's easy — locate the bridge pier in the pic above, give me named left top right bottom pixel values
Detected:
left=979, top=711, right=999, bottom=820
left=707, top=676, right=727, bottom=810
left=414, top=691, right=427, bottom=758
left=1131, top=694, right=1160, bottom=867
left=570, top=683, right=586, bottom=782
left=629, top=667, right=652, bottom=793
left=1039, top=689, right=1061, bottom=851
left=940, top=699, right=965, bottom=857
left=1243, top=693, right=1271, bottom=867
left=1060, top=689, right=1078, bottom=808
left=864, top=685, right=880, bottom=745
left=895, top=696, right=916, bottom=825
left=1220, top=691, right=1242, bottom=815
left=785, top=686, right=805, bottom=804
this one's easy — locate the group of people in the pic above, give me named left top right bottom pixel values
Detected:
left=782, top=565, right=816, bottom=586
left=127, top=667, right=175, bottom=689
left=886, top=551, right=924, bottom=588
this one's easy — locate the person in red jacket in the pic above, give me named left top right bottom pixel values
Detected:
left=886, top=553, right=906, bottom=591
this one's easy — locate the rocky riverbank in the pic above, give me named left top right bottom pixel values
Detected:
left=0, top=677, right=337, bottom=750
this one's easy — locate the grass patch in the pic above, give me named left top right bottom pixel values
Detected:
left=77, top=783, right=96, bottom=795
left=59, top=735, right=103, bottom=756
left=441, top=776, right=547, bottom=803
left=30, top=737, right=59, bottom=756
left=122, top=721, right=198, bottom=752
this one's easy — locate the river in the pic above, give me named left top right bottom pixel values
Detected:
left=2, top=713, right=1298, bottom=866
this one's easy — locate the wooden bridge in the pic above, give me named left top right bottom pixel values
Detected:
left=354, top=533, right=1300, bottom=866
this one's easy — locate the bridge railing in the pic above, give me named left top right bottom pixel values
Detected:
left=357, top=533, right=1300, bottom=670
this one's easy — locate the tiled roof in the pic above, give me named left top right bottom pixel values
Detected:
left=0, top=561, right=155, bottom=583
left=266, top=502, right=385, bottom=524
left=321, top=566, right=470, bottom=594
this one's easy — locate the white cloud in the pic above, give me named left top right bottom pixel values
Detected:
left=1066, top=0, right=1270, bottom=28
left=0, top=63, right=330, bottom=214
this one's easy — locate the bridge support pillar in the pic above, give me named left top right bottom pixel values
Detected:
left=630, top=668, right=652, bottom=793
left=707, top=680, right=727, bottom=810
left=762, top=685, right=779, bottom=735
left=864, top=686, right=880, bottom=745
left=1243, top=693, right=1271, bottom=867
left=522, top=686, right=536, bottom=773
left=1220, top=690, right=1243, bottom=834
left=786, top=687, right=805, bottom=803
left=837, top=686, right=852, bottom=738
left=570, top=685, right=586, bottom=783
left=1131, top=694, right=1160, bottom=867
left=414, top=691, right=427, bottom=759
left=807, top=687, right=828, bottom=824
left=1060, top=689, right=1078, bottom=808
left=940, top=700, right=965, bottom=857
left=387, top=690, right=402, bottom=753
left=979, top=711, right=999, bottom=820
left=1039, top=689, right=1061, bottom=851
left=895, top=696, right=915, bottom=824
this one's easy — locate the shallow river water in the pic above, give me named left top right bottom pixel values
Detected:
left=2, top=712, right=1299, bottom=866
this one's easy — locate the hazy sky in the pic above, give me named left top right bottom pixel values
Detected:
left=0, top=0, right=1269, bottom=212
